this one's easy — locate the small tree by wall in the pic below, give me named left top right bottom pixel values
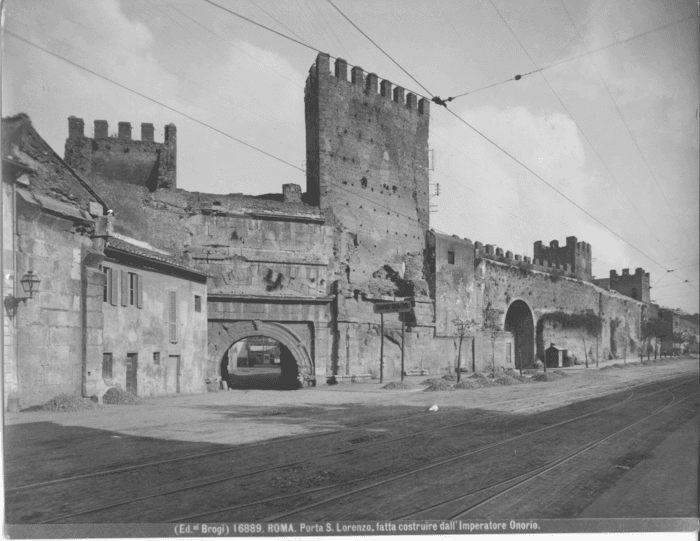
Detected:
left=452, top=317, right=477, bottom=382
left=482, top=304, right=503, bottom=375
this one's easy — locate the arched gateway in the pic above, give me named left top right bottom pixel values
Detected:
left=209, top=321, right=314, bottom=387
left=504, top=300, right=535, bottom=370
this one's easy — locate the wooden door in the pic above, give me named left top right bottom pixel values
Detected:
left=126, top=353, right=138, bottom=395
left=168, top=355, right=181, bottom=394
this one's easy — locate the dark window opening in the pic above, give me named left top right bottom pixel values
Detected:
left=153, top=352, right=160, bottom=365
left=194, top=295, right=202, bottom=313
left=447, top=251, right=455, bottom=264
left=102, top=353, right=113, bottom=379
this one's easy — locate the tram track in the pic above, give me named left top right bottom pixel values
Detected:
left=10, top=364, right=693, bottom=496
left=395, top=381, right=695, bottom=520
left=252, top=377, right=697, bottom=522
left=27, top=374, right=694, bottom=524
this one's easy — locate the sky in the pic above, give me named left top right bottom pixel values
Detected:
left=2, top=0, right=698, bottom=314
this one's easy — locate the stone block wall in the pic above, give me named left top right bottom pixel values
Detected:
left=101, top=259, right=207, bottom=397
left=2, top=179, right=18, bottom=407
left=14, top=203, right=97, bottom=407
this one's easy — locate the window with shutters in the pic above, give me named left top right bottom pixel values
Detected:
left=168, top=291, right=178, bottom=343
left=103, top=267, right=113, bottom=303
left=129, top=272, right=136, bottom=305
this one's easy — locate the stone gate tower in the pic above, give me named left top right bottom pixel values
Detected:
left=305, top=53, right=430, bottom=285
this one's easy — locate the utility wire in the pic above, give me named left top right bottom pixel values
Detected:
left=652, top=279, right=699, bottom=290
left=6, top=31, right=305, bottom=173
left=559, top=0, right=694, bottom=243
left=7, top=31, right=429, bottom=230
left=442, top=14, right=694, bottom=102
left=487, top=0, right=669, bottom=257
left=325, top=0, right=434, bottom=97
left=324, top=1, right=692, bottom=281
left=245, top=0, right=314, bottom=49
left=202, top=0, right=318, bottom=53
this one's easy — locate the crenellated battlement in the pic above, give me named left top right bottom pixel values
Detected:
left=306, top=54, right=430, bottom=118
left=64, top=117, right=177, bottom=190
left=533, top=236, right=592, bottom=281
left=474, top=240, right=575, bottom=276
left=607, top=266, right=650, bottom=302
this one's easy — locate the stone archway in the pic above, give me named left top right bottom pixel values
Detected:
left=209, top=321, right=314, bottom=386
left=504, top=300, right=535, bottom=370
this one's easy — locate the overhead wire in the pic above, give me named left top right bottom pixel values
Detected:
left=324, top=0, right=700, bottom=293
left=441, top=14, right=694, bottom=102
left=201, top=0, right=693, bottom=285
left=6, top=31, right=430, bottom=232
left=558, top=0, right=694, bottom=243
left=11, top=8, right=696, bottom=297
left=325, top=0, right=433, bottom=97
left=486, top=0, right=670, bottom=257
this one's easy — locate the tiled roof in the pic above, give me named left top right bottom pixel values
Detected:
left=105, top=237, right=207, bottom=276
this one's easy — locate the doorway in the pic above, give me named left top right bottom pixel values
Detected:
left=504, top=300, right=535, bottom=369
left=125, top=353, right=138, bottom=395
left=167, top=355, right=181, bottom=394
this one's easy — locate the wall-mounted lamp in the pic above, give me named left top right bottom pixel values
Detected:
left=20, top=271, right=40, bottom=298
left=3, top=271, right=41, bottom=317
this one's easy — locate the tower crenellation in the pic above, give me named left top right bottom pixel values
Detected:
left=533, top=236, right=592, bottom=281
left=64, top=117, right=177, bottom=190
left=305, top=52, right=430, bottom=283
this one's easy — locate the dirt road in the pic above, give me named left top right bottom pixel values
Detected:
left=4, top=358, right=698, bottom=523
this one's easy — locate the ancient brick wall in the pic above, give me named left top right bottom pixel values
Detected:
left=65, top=118, right=177, bottom=190
left=427, top=231, right=477, bottom=336
left=305, top=53, right=430, bottom=288
left=474, top=257, right=643, bottom=365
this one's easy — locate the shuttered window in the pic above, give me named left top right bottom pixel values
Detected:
left=103, top=267, right=112, bottom=304
left=168, top=291, right=178, bottom=343
left=136, top=274, right=143, bottom=308
left=121, top=270, right=128, bottom=306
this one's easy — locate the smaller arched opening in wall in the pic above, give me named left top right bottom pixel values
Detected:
left=222, top=337, right=300, bottom=390
left=504, top=300, right=535, bottom=370
left=212, top=321, right=315, bottom=391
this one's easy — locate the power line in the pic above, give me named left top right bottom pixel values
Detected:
left=652, top=279, right=699, bottom=290
left=442, top=14, right=693, bottom=102
left=558, top=0, right=694, bottom=243
left=245, top=0, right=314, bottom=49
left=202, top=0, right=318, bottom=53
left=322, top=1, right=691, bottom=281
left=6, top=31, right=306, bottom=173
left=7, top=30, right=430, bottom=230
left=487, top=0, right=669, bottom=257
left=325, top=0, right=433, bottom=97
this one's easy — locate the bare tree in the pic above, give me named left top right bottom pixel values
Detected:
left=452, top=317, right=477, bottom=382
left=482, top=304, right=503, bottom=375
